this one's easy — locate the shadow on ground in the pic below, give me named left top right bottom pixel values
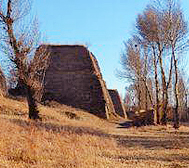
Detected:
left=102, top=152, right=189, bottom=164
left=9, top=118, right=109, bottom=137
left=116, top=121, right=133, bottom=128
left=9, top=118, right=189, bottom=150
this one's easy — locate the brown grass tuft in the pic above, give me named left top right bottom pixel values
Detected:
left=0, top=96, right=189, bottom=167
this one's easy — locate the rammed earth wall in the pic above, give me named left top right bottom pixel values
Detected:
left=108, top=89, right=126, bottom=118
left=43, top=45, right=119, bottom=119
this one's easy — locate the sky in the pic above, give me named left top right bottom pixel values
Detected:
left=30, top=0, right=189, bottom=96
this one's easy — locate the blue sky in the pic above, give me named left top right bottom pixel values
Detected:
left=32, top=0, right=189, bottom=96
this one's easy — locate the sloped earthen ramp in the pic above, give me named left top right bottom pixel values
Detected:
left=43, top=45, right=118, bottom=119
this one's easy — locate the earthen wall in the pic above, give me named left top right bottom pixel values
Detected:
left=108, top=89, right=126, bottom=118
left=43, top=45, right=117, bottom=119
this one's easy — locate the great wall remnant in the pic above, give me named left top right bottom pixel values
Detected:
left=42, top=45, right=124, bottom=119
left=108, top=89, right=126, bottom=118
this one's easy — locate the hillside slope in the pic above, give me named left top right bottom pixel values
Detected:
left=0, top=96, right=189, bottom=168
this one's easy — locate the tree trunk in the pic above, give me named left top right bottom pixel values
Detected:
left=26, top=85, right=40, bottom=120
left=155, top=70, right=160, bottom=124
left=161, top=91, right=168, bottom=124
left=144, top=45, right=148, bottom=111
left=137, top=82, right=141, bottom=111
left=152, top=46, right=160, bottom=124
left=172, top=48, right=179, bottom=129
left=159, top=54, right=168, bottom=125
left=145, top=80, right=148, bottom=110
left=144, top=79, right=153, bottom=107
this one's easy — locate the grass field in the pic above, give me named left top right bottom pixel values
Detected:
left=0, top=96, right=189, bottom=168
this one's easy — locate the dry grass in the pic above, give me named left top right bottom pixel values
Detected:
left=0, top=96, right=189, bottom=167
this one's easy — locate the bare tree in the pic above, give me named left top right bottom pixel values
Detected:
left=135, top=1, right=187, bottom=126
left=120, top=0, right=188, bottom=128
left=136, top=6, right=171, bottom=124
left=120, top=36, right=153, bottom=112
left=0, top=0, right=49, bottom=119
left=124, top=85, right=137, bottom=109
left=164, top=0, right=188, bottom=128
left=178, top=76, right=189, bottom=121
